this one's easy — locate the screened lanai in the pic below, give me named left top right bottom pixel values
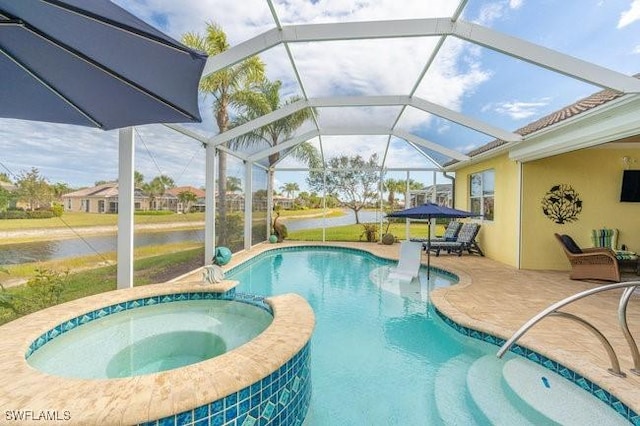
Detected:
left=2, top=1, right=639, bottom=289
left=130, top=0, right=638, bottom=283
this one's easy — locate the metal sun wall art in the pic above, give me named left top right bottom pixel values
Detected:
left=541, top=184, right=583, bottom=224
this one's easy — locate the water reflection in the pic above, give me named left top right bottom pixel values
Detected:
left=0, top=210, right=383, bottom=265
left=0, top=229, right=204, bottom=265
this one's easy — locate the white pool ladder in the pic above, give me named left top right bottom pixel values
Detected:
left=497, top=281, right=640, bottom=377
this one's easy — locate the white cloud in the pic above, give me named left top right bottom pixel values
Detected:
left=486, top=98, right=551, bottom=120
left=509, top=0, right=524, bottom=10
left=634, top=44, right=640, bottom=54
left=1, top=0, right=540, bottom=187
left=474, top=0, right=523, bottom=25
left=618, top=0, right=640, bottom=28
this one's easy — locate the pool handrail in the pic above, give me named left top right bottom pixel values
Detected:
left=496, top=281, right=640, bottom=377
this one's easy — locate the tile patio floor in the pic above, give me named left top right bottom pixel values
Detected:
left=177, top=241, right=640, bottom=417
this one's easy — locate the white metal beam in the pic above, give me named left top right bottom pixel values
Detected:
left=393, top=129, right=469, bottom=161
left=163, top=123, right=209, bottom=145
left=204, top=142, right=216, bottom=266
left=202, top=28, right=283, bottom=77
left=309, top=95, right=409, bottom=108
left=321, top=126, right=392, bottom=136
left=453, top=20, right=640, bottom=93
left=309, top=95, right=521, bottom=141
left=409, top=97, right=521, bottom=142
left=202, top=19, right=451, bottom=77
left=244, top=162, right=253, bottom=250
left=117, top=128, right=135, bottom=289
left=248, top=130, right=320, bottom=162
left=202, top=19, right=640, bottom=93
left=405, top=140, right=442, bottom=168
left=207, top=99, right=309, bottom=147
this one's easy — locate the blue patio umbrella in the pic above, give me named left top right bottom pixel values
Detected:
left=387, top=202, right=478, bottom=279
left=0, top=0, right=207, bottom=130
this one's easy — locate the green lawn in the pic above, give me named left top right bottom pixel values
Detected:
left=0, top=208, right=344, bottom=231
left=0, top=211, right=206, bottom=231
left=288, top=222, right=444, bottom=242
left=0, top=247, right=204, bottom=325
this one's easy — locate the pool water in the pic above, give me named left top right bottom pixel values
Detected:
left=229, top=248, right=629, bottom=425
left=27, top=299, right=272, bottom=379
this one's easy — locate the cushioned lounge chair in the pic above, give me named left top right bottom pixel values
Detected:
left=554, top=233, right=620, bottom=282
left=411, top=221, right=462, bottom=245
left=590, top=228, right=638, bottom=263
left=388, top=240, right=422, bottom=282
left=426, top=223, right=483, bottom=257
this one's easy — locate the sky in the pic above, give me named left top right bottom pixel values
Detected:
left=1, top=0, right=639, bottom=192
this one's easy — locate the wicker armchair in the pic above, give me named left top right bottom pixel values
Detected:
left=554, top=233, right=620, bottom=282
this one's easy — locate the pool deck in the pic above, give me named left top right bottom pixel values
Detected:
left=177, top=241, right=640, bottom=417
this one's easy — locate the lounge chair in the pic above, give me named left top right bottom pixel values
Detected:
left=554, top=233, right=620, bottom=282
left=590, top=228, right=638, bottom=263
left=426, top=223, right=484, bottom=256
left=411, top=220, right=462, bottom=245
left=388, top=240, right=423, bottom=282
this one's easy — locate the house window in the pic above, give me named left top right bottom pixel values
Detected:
left=470, top=169, right=494, bottom=221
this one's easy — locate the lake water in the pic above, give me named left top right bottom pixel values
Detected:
left=0, top=210, right=383, bottom=265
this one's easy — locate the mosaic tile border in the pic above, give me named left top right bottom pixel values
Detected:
left=139, top=342, right=312, bottom=426
left=226, top=245, right=459, bottom=283
left=24, top=288, right=277, bottom=359
left=434, top=307, right=639, bottom=425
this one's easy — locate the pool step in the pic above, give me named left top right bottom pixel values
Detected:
left=466, top=355, right=546, bottom=425
left=434, top=354, right=481, bottom=426
left=502, top=358, right=629, bottom=426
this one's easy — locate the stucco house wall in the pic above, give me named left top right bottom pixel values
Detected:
left=453, top=153, right=520, bottom=268
left=520, top=146, right=640, bottom=270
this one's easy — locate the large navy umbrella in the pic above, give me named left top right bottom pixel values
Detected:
left=0, top=0, right=207, bottom=130
left=387, top=202, right=477, bottom=279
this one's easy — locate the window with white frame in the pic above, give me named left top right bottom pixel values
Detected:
left=469, top=169, right=494, bottom=221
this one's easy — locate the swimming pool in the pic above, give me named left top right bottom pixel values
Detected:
left=228, top=246, right=631, bottom=425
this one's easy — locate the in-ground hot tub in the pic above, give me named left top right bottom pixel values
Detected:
left=27, top=299, right=273, bottom=379
left=0, top=281, right=314, bottom=425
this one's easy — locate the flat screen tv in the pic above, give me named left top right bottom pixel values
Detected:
left=620, top=170, right=640, bottom=202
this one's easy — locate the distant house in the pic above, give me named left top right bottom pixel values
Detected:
left=62, top=183, right=150, bottom=213
left=408, top=184, right=453, bottom=207
left=0, top=182, right=18, bottom=211
left=165, top=186, right=206, bottom=212
left=272, top=195, right=295, bottom=210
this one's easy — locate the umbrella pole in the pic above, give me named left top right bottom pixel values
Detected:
left=427, top=220, right=431, bottom=281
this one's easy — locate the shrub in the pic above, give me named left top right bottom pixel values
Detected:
left=0, top=269, right=18, bottom=314
left=0, top=210, right=28, bottom=219
left=360, top=223, right=379, bottom=242
left=17, top=268, right=68, bottom=313
left=26, top=210, right=54, bottom=219
left=51, top=202, right=64, bottom=217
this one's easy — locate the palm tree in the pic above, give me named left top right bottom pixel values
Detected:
left=182, top=23, right=265, bottom=245
left=280, top=182, right=300, bottom=199
left=229, top=78, right=318, bottom=209
left=383, top=178, right=402, bottom=208
left=226, top=176, right=242, bottom=193
left=134, top=171, right=144, bottom=188
left=145, top=175, right=175, bottom=210
left=177, top=190, right=198, bottom=213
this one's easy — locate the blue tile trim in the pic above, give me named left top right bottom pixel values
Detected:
left=139, top=341, right=312, bottom=426
left=225, top=245, right=459, bottom=283
left=433, top=307, right=637, bottom=424
left=24, top=288, right=277, bottom=359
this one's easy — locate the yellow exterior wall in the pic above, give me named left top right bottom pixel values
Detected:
left=521, top=147, right=640, bottom=270
left=453, top=153, right=520, bottom=267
